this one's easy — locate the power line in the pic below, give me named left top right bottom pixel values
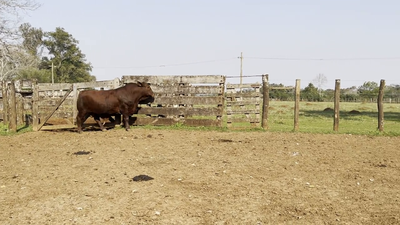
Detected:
left=246, top=56, right=400, bottom=61
left=94, top=58, right=237, bottom=69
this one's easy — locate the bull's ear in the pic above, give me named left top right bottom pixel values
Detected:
left=137, top=81, right=143, bottom=86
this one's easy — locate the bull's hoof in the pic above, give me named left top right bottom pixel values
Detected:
left=101, top=129, right=107, bottom=132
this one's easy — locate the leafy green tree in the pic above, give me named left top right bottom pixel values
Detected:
left=301, top=83, right=322, bottom=101
left=341, top=86, right=358, bottom=102
left=18, top=68, right=51, bottom=83
left=385, top=84, right=400, bottom=102
left=269, top=83, right=293, bottom=101
left=358, top=81, right=379, bottom=100
left=42, top=27, right=94, bottom=83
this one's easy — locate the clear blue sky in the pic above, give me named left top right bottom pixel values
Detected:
left=26, top=0, right=400, bottom=88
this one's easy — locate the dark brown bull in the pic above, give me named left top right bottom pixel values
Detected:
left=76, top=82, right=154, bottom=133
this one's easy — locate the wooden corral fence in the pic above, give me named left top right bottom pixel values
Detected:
left=1, top=80, right=35, bottom=132
left=1, top=76, right=388, bottom=133
left=31, top=78, right=121, bottom=131
left=121, top=75, right=225, bottom=127
left=225, top=74, right=298, bottom=130
left=226, top=82, right=262, bottom=128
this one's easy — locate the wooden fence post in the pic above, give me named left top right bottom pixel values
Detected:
left=8, top=81, right=17, bottom=132
left=72, top=83, right=78, bottom=125
left=294, top=79, right=300, bottom=131
left=261, top=74, right=269, bottom=129
left=2, top=81, right=9, bottom=124
left=113, top=78, right=122, bottom=126
left=378, top=79, right=385, bottom=132
left=32, top=80, right=39, bottom=131
left=17, top=93, right=24, bottom=126
left=333, top=79, right=340, bottom=132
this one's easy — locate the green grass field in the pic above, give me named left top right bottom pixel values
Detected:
left=266, top=101, right=400, bottom=135
left=1, top=101, right=399, bottom=136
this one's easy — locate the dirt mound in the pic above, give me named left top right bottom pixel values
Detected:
left=349, top=110, right=361, bottom=114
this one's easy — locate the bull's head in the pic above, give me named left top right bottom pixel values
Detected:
left=137, top=81, right=155, bottom=104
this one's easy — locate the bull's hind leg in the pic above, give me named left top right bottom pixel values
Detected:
left=93, top=115, right=107, bottom=131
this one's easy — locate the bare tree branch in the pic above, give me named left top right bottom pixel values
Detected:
left=0, top=0, right=40, bottom=81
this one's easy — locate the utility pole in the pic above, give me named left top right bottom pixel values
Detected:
left=238, top=52, right=243, bottom=92
left=50, top=62, right=57, bottom=84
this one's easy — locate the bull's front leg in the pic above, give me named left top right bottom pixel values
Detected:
left=76, top=113, right=89, bottom=133
left=122, top=114, right=130, bottom=131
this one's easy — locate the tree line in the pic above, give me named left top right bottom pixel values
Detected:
left=267, top=82, right=400, bottom=102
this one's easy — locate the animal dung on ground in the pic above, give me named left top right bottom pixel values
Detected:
left=132, top=175, right=154, bottom=182
left=73, top=151, right=91, bottom=155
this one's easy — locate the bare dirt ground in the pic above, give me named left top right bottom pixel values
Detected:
left=1, top=127, right=400, bottom=224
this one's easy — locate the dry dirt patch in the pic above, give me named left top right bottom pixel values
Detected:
left=1, top=129, right=399, bottom=224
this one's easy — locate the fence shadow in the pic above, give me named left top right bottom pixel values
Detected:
left=302, top=110, right=400, bottom=122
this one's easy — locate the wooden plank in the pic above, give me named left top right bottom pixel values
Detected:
left=138, top=107, right=223, bottom=116
left=226, top=101, right=261, bottom=106
left=226, top=109, right=260, bottom=115
left=38, top=99, right=74, bottom=106
left=150, top=85, right=223, bottom=95
left=134, top=117, right=221, bottom=127
left=17, top=94, right=24, bottom=125
left=152, top=96, right=223, bottom=105
left=2, top=81, right=8, bottom=124
left=32, top=81, right=39, bottom=131
left=271, top=86, right=294, bottom=90
left=226, top=118, right=260, bottom=123
left=39, top=124, right=76, bottom=130
left=72, top=84, right=78, bottom=125
left=37, top=85, right=73, bottom=131
left=226, top=83, right=261, bottom=89
left=122, top=75, right=225, bottom=84
left=226, top=92, right=261, bottom=98
left=38, top=79, right=119, bottom=91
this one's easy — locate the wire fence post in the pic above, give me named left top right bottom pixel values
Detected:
left=294, top=79, right=300, bottom=131
left=261, top=74, right=269, bottom=129
left=377, top=79, right=385, bottom=132
left=333, top=79, right=340, bottom=132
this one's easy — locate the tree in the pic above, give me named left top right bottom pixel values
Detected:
left=312, top=73, right=327, bottom=98
left=301, top=83, right=322, bottom=101
left=0, top=0, right=40, bottom=81
left=269, top=83, right=293, bottom=101
left=358, top=81, right=379, bottom=101
left=384, top=84, right=400, bottom=102
left=41, top=27, right=94, bottom=83
left=341, top=86, right=358, bottom=102
left=19, top=23, right=44, bottom=57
